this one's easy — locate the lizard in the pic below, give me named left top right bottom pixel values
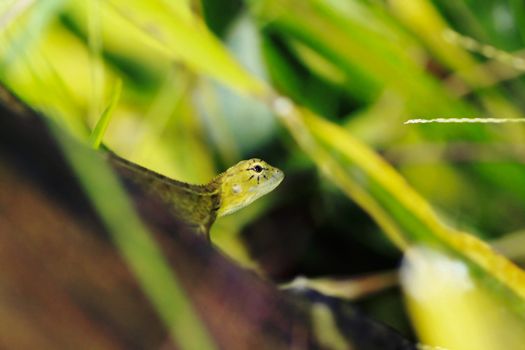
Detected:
left=109, top=153, right=284, bottom=238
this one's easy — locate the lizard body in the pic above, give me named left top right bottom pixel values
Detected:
left=110, top=154, right=284, bottom=237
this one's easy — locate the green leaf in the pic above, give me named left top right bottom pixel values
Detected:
left=89, top=78, right=122, bottom=149
left=271, top=96, right=525, bottom=321
left=51, top=120, right=217, bottom=350
left=105, top=0, right=267, bottom=97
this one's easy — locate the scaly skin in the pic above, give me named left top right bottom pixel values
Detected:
left=110, top=154, right=284, bottom=237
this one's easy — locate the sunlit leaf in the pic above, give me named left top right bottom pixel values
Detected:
left=89, top=78, right=122, bottom=149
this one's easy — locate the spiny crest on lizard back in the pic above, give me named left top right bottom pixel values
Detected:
left=216, top=158, right=284, bottom=217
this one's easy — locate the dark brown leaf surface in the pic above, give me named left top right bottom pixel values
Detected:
left=0, top=86, right=415, bottom=350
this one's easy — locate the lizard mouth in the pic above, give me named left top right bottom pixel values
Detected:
left=267, top=169, right=284, bottom=190
left=273, top=169, right=284, bottom=184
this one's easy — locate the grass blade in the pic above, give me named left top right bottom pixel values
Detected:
left=52, top=120, right=217, bottom=350
left=89, top=79, right=122, bottom=149
left=271, top=95, right=525, bottom=319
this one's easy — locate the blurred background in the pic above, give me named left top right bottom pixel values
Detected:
left=3, top=0, right=525, bottom=348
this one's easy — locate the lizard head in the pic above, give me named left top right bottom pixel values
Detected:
left=216, top=158, right=284, bottom=217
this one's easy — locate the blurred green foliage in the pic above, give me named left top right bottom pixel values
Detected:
left=4, top=0, right=525, bottom=348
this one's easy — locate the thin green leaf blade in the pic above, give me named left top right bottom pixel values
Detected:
left=89, top=78, right=122, bottom=149
left=52, top=120, right=217, bottom=350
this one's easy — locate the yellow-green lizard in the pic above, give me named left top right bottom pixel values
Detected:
left=110, top=154, right=284, bottom=237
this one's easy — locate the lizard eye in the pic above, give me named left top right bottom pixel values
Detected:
left=253, top=165, right=263, bottom=173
